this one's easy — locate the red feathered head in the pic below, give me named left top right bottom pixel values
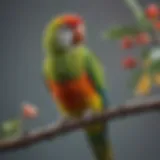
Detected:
left=55, top=14, right=85, bottom=46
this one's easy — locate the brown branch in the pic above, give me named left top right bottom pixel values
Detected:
left=0, top=98, right=160, bottom=152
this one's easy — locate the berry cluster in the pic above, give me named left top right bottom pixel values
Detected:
left=145, top=3, right=160, bottom=29
left=122, top=3, right=160, bottom=69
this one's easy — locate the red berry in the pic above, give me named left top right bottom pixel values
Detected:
left=122, top=56, right=137, bottom=69
left=22, top=103, right=38, bottom=119
left=121, top=36, right=133, bottom=49
left=135, top=32, right=151, bottom=45
left=154, top=21, right=160, bottom=30
left=145, top=4, right=159, bottom=19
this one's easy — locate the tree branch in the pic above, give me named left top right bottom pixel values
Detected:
left=0, top=98, right=160, bottom=152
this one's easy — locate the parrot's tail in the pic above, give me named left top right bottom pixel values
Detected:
left=85, top=124, right=113, bottom=160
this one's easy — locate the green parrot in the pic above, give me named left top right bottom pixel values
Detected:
left=42, top=14, right=113, bottom=160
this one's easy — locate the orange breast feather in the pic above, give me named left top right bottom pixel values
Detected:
left=47, top=73, right=96, bottom=110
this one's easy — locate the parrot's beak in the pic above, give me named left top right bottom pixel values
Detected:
left=73, top=24, right=85, bottom=44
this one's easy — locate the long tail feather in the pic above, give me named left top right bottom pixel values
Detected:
left=85, top=124, right=113, bottom=160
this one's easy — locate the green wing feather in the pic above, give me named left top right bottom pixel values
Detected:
left=85, top=51, right=109, bottom=108
left=84, top=51, right=113, bottom=160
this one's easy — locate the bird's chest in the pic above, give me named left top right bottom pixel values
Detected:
left=53, top=53, right=84, bottom=82
left=48, top=73, right=96, bottom=109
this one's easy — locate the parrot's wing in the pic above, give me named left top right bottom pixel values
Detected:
left=42, top=57, right=53, bottom=92
left=84, top=52, right=112, bottom=160
left=85, top=52, right=109, bottom=108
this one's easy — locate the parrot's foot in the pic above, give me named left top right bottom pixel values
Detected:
left=56, top=116, right=72, bottom=127
left=83, top=109, right=95, bottom=120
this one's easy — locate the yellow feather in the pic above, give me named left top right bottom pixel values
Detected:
left=85, top=94, right=103, bottom=132
left=154, top=73, right=160, bottom=86
left=87, top=94, right=103, bottom=112
left=134, top=73, right=151, bottom=96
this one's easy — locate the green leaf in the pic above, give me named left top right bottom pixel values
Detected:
left=141, top=48, right=151, bottom=60
left=103, top=25, right=141, bottom=40
left=128, top=69, right=144, bottom=89
left=124, top=0, right=144, bottom=21
left=0, top=119, right=22, bottom=139
left=149, top=61, right=160, bottom=74
left=103, top=0, right=153, bottom=40
left=124, top=0, right=152, bottom=31
left=148, top=46, right=160, bottom=74
left=137, top=17, right=153, bottom=31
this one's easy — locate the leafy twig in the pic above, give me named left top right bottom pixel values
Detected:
left=0, top=98, right=160, bottom=152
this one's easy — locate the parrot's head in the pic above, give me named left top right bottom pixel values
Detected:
left=43, top=14, right=85, bottom=53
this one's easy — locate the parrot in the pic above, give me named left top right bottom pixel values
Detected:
left=42, top=14, right=113, bottom=160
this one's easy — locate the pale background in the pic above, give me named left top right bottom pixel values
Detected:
left=0, top=0, right=160, bottom=160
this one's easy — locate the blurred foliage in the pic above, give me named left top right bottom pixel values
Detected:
left=103, top=0, right=153, bottom=40
left=128, top=69, right=144, bottom=89
left=0, top=119, right=22, bottom=140
left=103, top=25, right=142, bottom=40
left=142, top=47, right=160, bottom=74
left=141, top=48, right=150, bottom=60
left=124, top=0, right=152, bottom=30
left=103, top=0, right=160, bottom=96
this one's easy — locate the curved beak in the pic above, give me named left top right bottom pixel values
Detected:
left=73, top=24, right=85, bottom=44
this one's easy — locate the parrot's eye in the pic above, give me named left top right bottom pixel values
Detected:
left=57, top=27, right=73, bottom=47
